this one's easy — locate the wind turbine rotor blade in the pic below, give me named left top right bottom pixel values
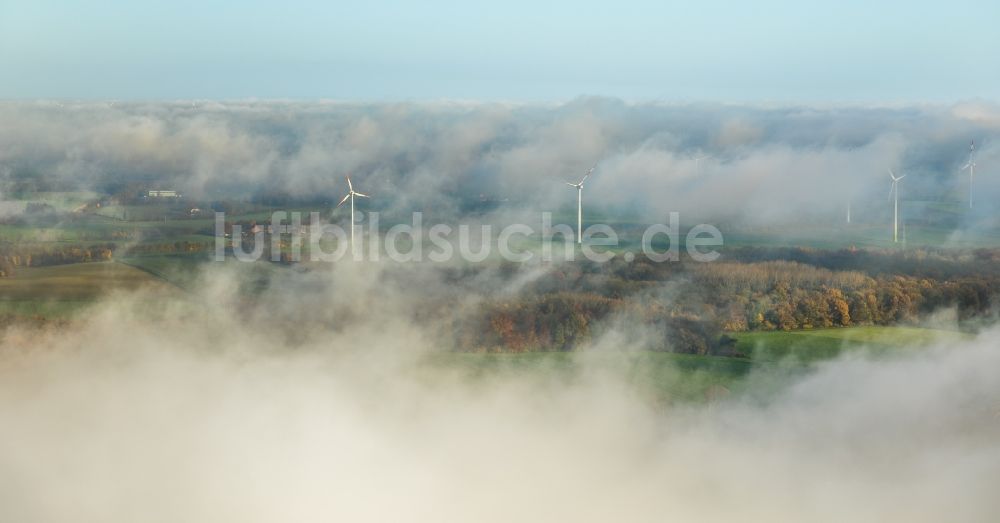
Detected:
left=346, top=176, right=353, bottom=191
left=353, top=192, right=370, bottom=198
left=898, top=174, right=906, bottom=180
left=888, top=168, right=895, bottom=179
left=566, top=182, right=579, bottom=187
left=336, top=193, right=351, bottom=207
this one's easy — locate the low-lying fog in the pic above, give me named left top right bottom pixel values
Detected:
left=1, top=262, right=997, bottom=522
left=2, top=99, right=1000, bottom=225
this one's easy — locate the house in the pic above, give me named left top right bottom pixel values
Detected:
left=146, top=190, right=181, bottom=198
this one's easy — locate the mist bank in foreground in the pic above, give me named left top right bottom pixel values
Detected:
left=0, top=263, right=997, bottom=522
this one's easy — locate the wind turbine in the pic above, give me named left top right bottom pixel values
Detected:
left=565, top=164, right=595, bottom=244
left=337, top=175, right=369, bottom=247
left=888, top=169, right=906, bottom=243
left=960, top=140, right=976, bottom=209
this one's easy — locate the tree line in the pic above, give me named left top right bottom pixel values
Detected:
left=458, top=249, right=1000, bottom=355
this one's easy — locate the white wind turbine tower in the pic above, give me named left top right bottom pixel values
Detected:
left=960, top=140, right=976, bottom=209
left=888, top=169, right=906, bottom=243
left=565, top=164, right=595, bottom=244
left=337, top=175, right=369, bottom=248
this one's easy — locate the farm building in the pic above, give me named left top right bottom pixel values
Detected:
left=146, top=190, right=181, bottom=198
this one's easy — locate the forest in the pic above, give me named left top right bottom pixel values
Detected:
left=3, top=242, right=999, bottom=355
left=460, top=248, right=1000, bottom=354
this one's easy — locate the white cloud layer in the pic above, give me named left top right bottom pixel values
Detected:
left=0, top=262, right=998, bottom=522
left=2, top=99, right=998, bottom=224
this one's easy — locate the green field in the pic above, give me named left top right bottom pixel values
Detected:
left=423, top=324, right=970, bottom=403
left=0, top=261, right=178, bottom=316
left=735, top=326, right=971, bottom=362
left=427, top=350, right=754, bottom=402
left=118, top=253, right=213, bottom=288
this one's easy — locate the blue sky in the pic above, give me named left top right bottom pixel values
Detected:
left=1, top=0, right=997, bottom=101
